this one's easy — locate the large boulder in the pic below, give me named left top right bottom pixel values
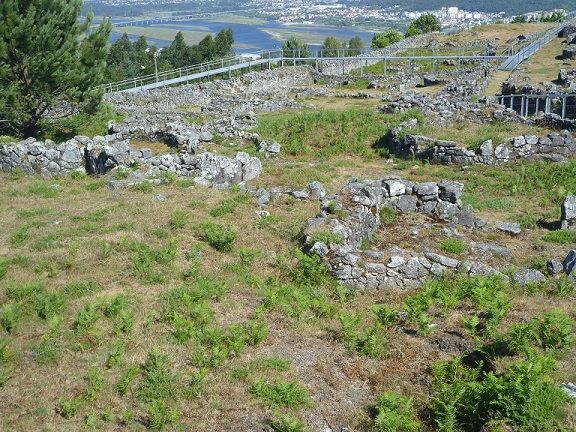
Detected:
left=564, top=250, right=576, bottom=277
left=563, top=47, right=576, bottom=61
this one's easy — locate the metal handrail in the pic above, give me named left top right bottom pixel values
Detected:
left=500, top=15, right=576, bottom=70
left=102, top=49, right=505, bottom=94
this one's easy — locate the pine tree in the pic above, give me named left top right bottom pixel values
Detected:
left=321, top=36, right=342, bottom=57
left=162, top=31, right=191, bottom=68
left=214, top=29, right=234, bottom=58
left=348, top=36, right=365, bottom=56
left=0, top=0, right=111, bottom=138
left=282, top=37, right=312, bottom=58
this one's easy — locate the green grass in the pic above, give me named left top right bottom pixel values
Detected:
left=439, top=238, right=467, bottom=255
left=254, top=108, right=422, bottom=159
left=249, top=379, right=310, bottom=408
left=542, top=229, right=576, bottom=244
left=379, top=206, right=398, bottom=225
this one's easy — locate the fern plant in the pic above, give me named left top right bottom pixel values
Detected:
left=374, top=392, right=420, bottom=432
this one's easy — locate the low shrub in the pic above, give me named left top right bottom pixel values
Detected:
left=147, top=399, right=180, bottom=431
left=535, top=309, right=573, bottom=351
left=137, top=349, right=178, bottom=402
left=379, top=206, right=397, bottom=225
left=340, top=313, right=388, bottom=358
left=249, top=379, right=310, bottom=408
left=430, top=354, right=570, bottom=431
left=196, top=221, right=237, bottom=252
left=439, top=238, right=467, bottom=255
left=59, top=396, right=83, bottom=418
left=270, top=414, right=305, bottom=432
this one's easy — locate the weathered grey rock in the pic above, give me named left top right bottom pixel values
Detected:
left=425, top=252, right=459, bottom=268
left=292, top=190, right=310, bottom=200
left=438, top=180, right=464, bottom=204
left=435, top=201, right=460, bottom=220
left=495, top=222, right=522, bottom=235
left=561, top=196, right=576, bottom=230
left=388, top=256, right=405, bottom=268
left=257, top=191, right=271, bottom=206
left=547, top=259, right=564, bottom=275
left=310, top=242, right=329, bottom=258
left=394, top=195, right=418, bottom=213
left=454, top=206, right=476, bottom=227
left=471, top=241, right=510, bottom=257
left=563, top=250, right=576, bottom=277
left=513, top=269, right=546, bottom=285
left=562, top=383, right=576, bottom=400
left=385, top=180, right=405, bottom=197
left=199, top=130, right=213, bottom=142
left=258, top=140, right=281, bottom=157
left=479, top=139, right=493, bottom=157
left=414, top=182, right=438, bottom=199
left=365, top=263, right=387, bottom=274
left=307, top=181, right=327, bottom=200
left=494, top=144, right=511, bottom=161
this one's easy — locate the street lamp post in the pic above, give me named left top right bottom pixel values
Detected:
left=145, top=46, right=162, bottom=83
left=153, top=48, right=162, bottom=83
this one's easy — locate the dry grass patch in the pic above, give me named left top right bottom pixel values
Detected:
left=516, top=36, right=576, bottom=84
left=130, top=139, right=173, bottom=156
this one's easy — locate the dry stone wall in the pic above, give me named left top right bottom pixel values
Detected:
left=0, top=134, right=262, bottom=187
left=387, top=120, right=576, bottom=164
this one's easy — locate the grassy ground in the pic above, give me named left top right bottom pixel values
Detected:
left=515, top=36, right=576, bottom=84
left=1, top=153, right=575, bottom=431
left=485, top=70, right=511, bottom=96
left=1, top=69, right=576, bottom=431
left=443, top=22, right=555, bottom=46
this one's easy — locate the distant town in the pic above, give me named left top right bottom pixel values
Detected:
left=85, top=0, right=569, bottom=32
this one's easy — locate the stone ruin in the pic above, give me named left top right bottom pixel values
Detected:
left=386, top=119, right=576, bottom=165
left=0, top=134, right=262, bottom=188
left=303, top=176, right=496, bottom=289
left=303, top=177, right=576, bottom=290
